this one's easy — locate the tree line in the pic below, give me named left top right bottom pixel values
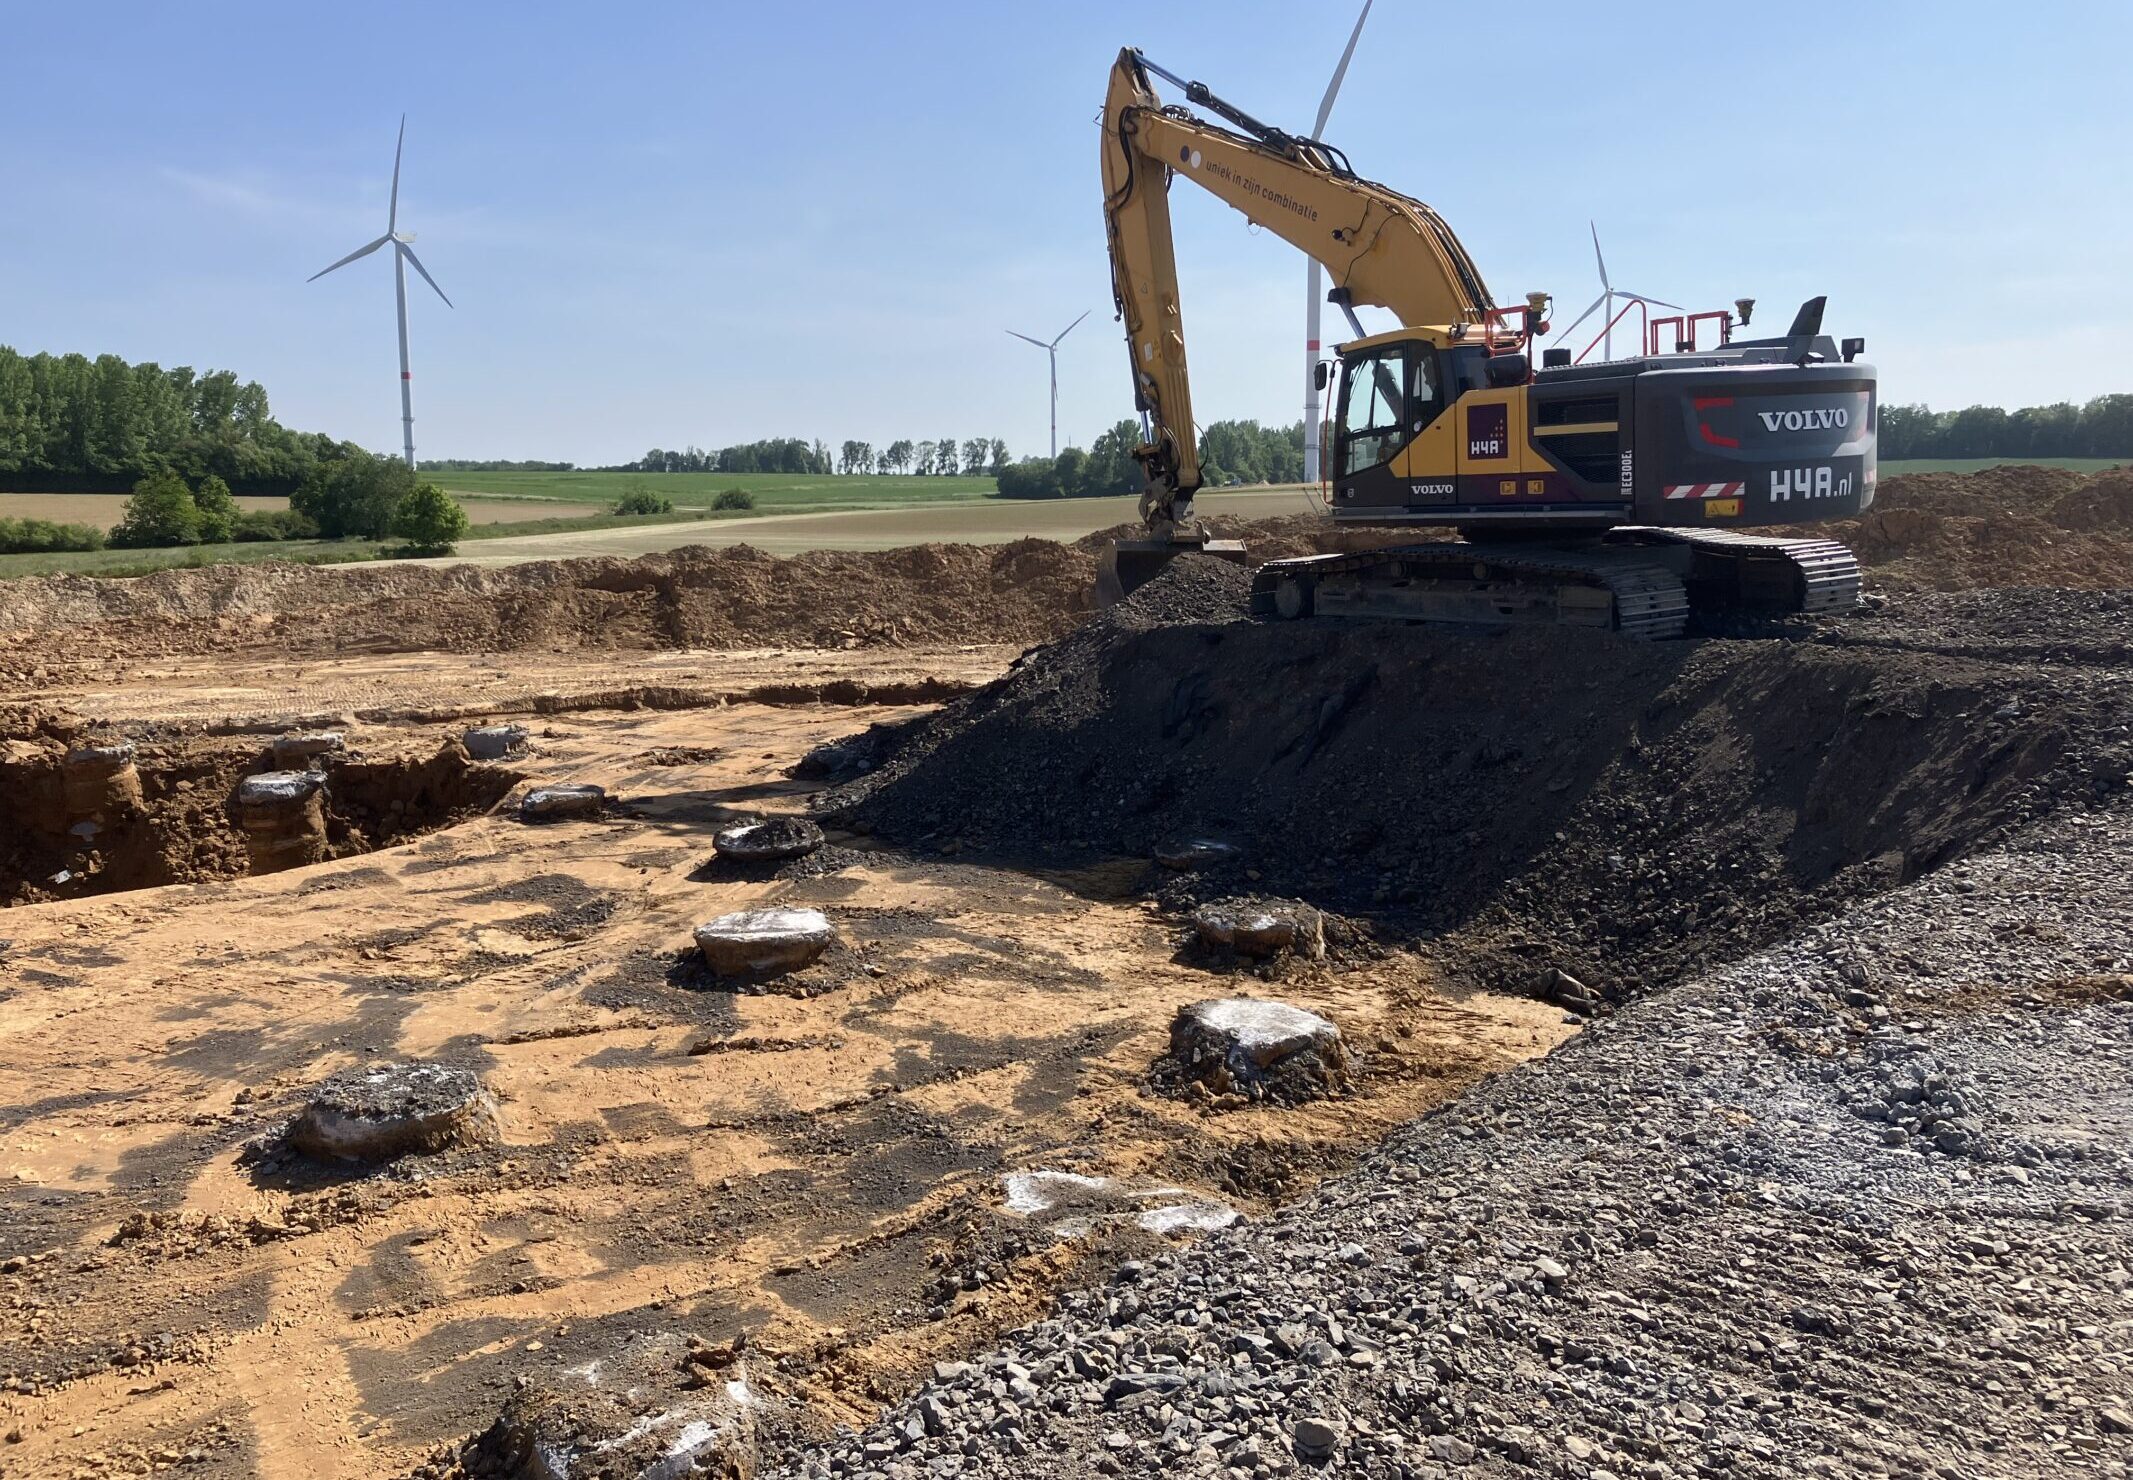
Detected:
left=0, top=346, right=350, bottom=492
left=1879, top=396, right=2133, bottom=461
left=996, top=418, right=1304, bottom=499
left=616, top=438, right=1012, bottom=477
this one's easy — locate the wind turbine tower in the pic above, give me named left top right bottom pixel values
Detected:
left=1552, top=222, right=1679, bottom=362
left=1006, top=310, right=1090, bottom=458
left=309, top=116, right=453, bottom=470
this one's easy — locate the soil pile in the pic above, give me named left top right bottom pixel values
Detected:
left=832, top=560, right=2133, bottom=996
left=1819, top=462, right=2133, bottom=590
left=0, top=539, right=1095, bottom=664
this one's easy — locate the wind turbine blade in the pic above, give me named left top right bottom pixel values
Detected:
left=307, top=234, right=392, bottom=281
left=1590, top=221, right=1609, bottom=291
left=1312, top=0, right=1373, bottom=136
left=1005, top=330, right=1050, bottom=349
left=1619, top=292, right=1685, bottom=311
left=1050, top=309, right=1091, bottom=348
left=397, top=241, right=452, bottom=308
left=1552, top=292, right=1607, bottom=344
left=390, top=115, right=406, bottom=232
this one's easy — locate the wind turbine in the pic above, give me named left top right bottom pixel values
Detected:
left=1552, top=221, right=1679, bottom=362
left=309, top=115, right=452, bottom=470
left=1006, top=310, right=1089, bottom=458
left=1303, top=0, right=1374, bottom=487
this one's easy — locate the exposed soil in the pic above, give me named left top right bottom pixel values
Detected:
left=2, top=464, right=2125, bottom=688
left=1, top=465, right=2130, bottom=1478
left=0, top=684, right=1561, bottom=1480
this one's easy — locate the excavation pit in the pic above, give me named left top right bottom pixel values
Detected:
left=0, top=719, right=521, bottom=904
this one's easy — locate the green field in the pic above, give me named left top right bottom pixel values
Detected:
left=0, top=539, right=390, bottom=580
left=432, top=470, right=998, bottom=509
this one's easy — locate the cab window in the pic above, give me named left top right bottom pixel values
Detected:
left=1339, top=345, right=1445, bottom=475
left=1338, top=347, right=1407, bottom=475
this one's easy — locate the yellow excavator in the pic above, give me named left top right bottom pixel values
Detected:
left=1097, top=48, right=1875, bottom=636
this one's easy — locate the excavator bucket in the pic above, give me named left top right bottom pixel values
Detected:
left=1095, top=537, right=1251, bottom=607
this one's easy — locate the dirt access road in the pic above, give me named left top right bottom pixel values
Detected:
left=0, top=647, right=1563, bottom=1479
left=413, top=487, right=1320, bottom=564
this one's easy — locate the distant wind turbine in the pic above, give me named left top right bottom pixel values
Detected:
left=1553, top=222, right=1680, bottom=362
left=1006, top=310, right=1090, bottom=459
left=309, top=115, right=452, bottom=470
left=1303, top=0, right=1374, bottom=486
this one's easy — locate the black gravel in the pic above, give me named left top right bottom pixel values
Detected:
left=777, top=802, right=2133, bottom=1480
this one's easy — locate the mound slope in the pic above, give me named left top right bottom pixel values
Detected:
left=832, top=560, right=2133, bottom=995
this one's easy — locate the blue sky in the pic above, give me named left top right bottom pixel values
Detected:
left=1, top=1, right=2125, bottom=467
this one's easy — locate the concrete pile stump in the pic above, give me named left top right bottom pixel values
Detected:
left=61, top=741, right=142, bottom=820
left=713, top=816, right=825, bottom=863
left=521, top=783, right=606, bottom=822
left=694, top=908, right=835, bottom=979
left=236, top=770, right=329, bottom=873
left=287, top=1062, right=500, bottom=1162
left=271, top=730, right=345, bottom=767
left=1168, top=996, right=1352, bottom=1101
left=1190, top=900, right=1325, bottom=960
left=465, top=724, right=531, bottom=761
left=467, top=1331, right=759, bottom=1480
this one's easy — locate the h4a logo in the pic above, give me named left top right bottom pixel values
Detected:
left=1769, top=466, right=1853, bottom=501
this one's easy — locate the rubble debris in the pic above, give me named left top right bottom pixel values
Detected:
left=466, top=724, right=532, bottom=761
left=1165, top=997, right=1352, bottom=1102
left=464, top=1331, right=759, bottom=1480
left=1001, top=1170, right=1237, bottom=1240
left=521, top=783, right=607, bottom=822
left=693, top=908, right=835, bottom=979
left=286, top=1061, right=500, bottom=1162
left=713, top=816, right=825, bottom=863
left=60, top=739, right=142, bottom=816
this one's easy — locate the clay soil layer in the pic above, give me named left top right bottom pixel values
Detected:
left=0, top=656, right=1562, bottom=1479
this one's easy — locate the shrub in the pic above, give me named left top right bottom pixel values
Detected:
left=291, top=451, right=414, bottom=539
left=230, top=508, right=320, bottom=542
left=612, top=486, right=675, bottom=516
left=712, top=488, right=755, bottom=511
left=110, top=471, right=204, bottom=547
left=389, top=481, right=470, bottom=555
left=193, top=475, right=238, bottom=543
left=0, top=517, right=106, bottom=554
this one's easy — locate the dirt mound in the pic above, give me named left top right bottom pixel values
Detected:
left=0, top=539, right=1095, bottom=665
left=832, top=561, right=2133, bottom=996
left=1817, top=463, right=2133, bottom=590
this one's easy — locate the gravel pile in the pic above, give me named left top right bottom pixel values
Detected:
left=832, top=571, right=2133, bottom=998
left=779, top=803, right=2133, bottom=1480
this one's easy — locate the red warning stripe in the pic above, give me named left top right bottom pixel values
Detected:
left=1663, top=482, right=1745, bottom=500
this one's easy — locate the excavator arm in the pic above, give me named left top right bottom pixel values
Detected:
left=1100, top=47, right=1496, bottom=535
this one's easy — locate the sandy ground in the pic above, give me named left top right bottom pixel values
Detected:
left=0, top=647, right=1566, bottom=1478
left=0, top=495, right=604, bottom=531
left=409, top=488, right=1323, bottom=564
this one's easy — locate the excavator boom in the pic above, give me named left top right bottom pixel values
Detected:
left=1101, top=47, right=1494, bottom=533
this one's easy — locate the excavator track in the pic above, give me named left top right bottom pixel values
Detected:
left=1601, top=527, right=1863, bottom=616
left=1249, top=530, right=1860, bottom=639
left=1250, top=543, right=1693, bottom=640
